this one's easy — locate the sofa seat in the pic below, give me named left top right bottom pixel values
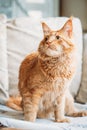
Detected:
left=0, top=103, right=87, bottom=130
left=0, top=15, right=87, bottom=129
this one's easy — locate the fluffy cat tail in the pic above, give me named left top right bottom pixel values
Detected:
left=6, top=96, right=22, bottom=111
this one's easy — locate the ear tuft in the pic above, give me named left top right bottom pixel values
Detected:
left=62, top=17, right=73, bottom=38
left=42, top=22, right=51, bottom=36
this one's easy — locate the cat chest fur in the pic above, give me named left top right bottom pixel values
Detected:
left=37, top=55, right=75, bottom=110
left=38, top=77, right=68, bottom=109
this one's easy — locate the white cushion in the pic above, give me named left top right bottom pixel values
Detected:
left=76, top=33, right=87, bottom=103
left=0, top=14, right=9, bottom=104
left=7, top=17, right=83, bottom=97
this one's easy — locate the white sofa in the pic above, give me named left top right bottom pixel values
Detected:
left=0, top=15, right=87, bottom=129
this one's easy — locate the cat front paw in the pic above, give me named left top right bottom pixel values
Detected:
left=24, top=115, right=36, bottom=122
left=55, top=118, right=70, bottom=123
left=71, top=111, right=87, bottom=117
left=77, top=111, right=87, bottom=117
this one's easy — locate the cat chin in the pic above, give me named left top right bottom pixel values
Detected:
left=46, top=48, right=61, bottom=57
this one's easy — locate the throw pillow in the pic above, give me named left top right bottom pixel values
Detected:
left=7, top=17, right=83, bottom=98
left=76, top=33, right=87, bottom=103
left=0, top=14, right=9, bottom=104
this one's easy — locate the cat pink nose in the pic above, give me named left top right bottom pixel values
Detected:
left=46, top=41, right=51, bottom=45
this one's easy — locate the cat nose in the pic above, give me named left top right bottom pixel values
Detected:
left=46, top=41, right=51, bottom=45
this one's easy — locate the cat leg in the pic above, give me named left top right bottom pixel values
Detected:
left=54, top=94, right=70, bottom=123
left=23, top=91, right=42, bottom=122
left=65, top=91, right=87, bottom=117
left=37, top=107, right=54, bottom=119
left=69, top=110, right=87, bottom=117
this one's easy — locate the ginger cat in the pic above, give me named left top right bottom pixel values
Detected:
left=6, top=18, right=87, bottom=123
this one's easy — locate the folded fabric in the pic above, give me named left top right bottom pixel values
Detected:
left=0, top=14, right=9, bottom=104
left=0, top=103, right=87, bottom=130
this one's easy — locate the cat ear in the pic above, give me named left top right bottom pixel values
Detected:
left=61, top=17, right=73, bottom=38
left=42, top=22, right=51, bottom=36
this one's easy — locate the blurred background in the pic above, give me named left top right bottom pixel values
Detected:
left=0, top=0, right=87, bottom=31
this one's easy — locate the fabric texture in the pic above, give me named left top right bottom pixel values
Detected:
left=0, top=103, right=87, bottom=130
left=7, top=17, right=83, bottom=97
left=76, top=33, right=87, bottom=103
left=0, top=14, right=9, bottom=104
left=7, top=22, right=41, bottom=95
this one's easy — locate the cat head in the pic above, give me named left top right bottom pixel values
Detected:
left=38, top=18, right=74, bottom=58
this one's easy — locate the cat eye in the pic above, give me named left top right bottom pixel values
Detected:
left=56, top=35, right=60, bottom=40
left=45, top=37, right=48, bottom=41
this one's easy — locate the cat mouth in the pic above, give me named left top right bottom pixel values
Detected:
left=46, top=48, right=61, bottom=57
left=45, top=44, right=63, bottom=57
left=47, top=45, right=57, bottom=51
